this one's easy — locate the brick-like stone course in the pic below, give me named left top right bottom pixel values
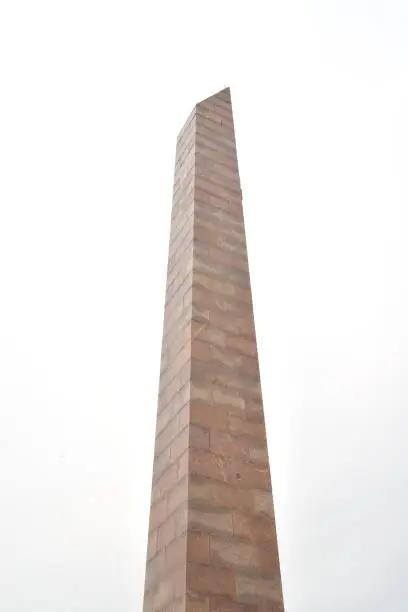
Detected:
left=143, top=88, right=285, bottom=612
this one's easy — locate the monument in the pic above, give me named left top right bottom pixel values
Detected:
left=143, top=87, right=285, bottom=612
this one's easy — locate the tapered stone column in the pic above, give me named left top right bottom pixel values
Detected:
left=143, top=88, right=285, bottom=612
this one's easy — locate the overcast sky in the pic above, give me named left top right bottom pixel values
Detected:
left=1, top=1, right=407, bottom=610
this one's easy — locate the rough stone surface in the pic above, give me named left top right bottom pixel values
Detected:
left=143, top=88, right=285, bottom=612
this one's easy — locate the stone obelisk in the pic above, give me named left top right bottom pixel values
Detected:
left=143, top=88, right=285, bottom=612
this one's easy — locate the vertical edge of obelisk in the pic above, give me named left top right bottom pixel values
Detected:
left=142, top=107, right=196, bottom=612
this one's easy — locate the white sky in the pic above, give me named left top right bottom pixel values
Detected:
left=1, top=1, right=407, bottom=610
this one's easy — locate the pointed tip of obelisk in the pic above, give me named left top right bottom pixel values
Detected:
left=198, top=86, right=231, bottom=107
left=177, top=86, right=232, bottom=144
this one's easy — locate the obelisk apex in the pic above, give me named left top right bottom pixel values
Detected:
left=143, top=88, right=285, bottom=612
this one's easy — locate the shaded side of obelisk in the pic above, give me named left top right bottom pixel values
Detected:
left=143, top=88, right=285, bottom=612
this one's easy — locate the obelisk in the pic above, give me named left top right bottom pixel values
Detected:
left=143, top=88, right=285, bottom=612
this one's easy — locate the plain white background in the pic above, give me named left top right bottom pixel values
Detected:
left=1, top=1, right=407, bottom=610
